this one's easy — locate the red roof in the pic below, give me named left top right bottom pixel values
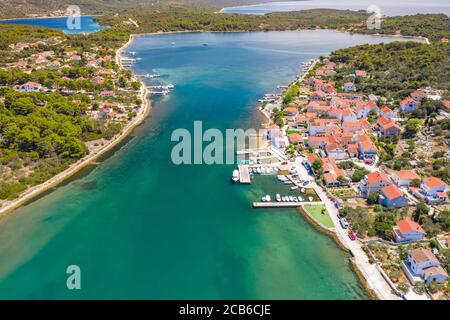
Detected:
left=288, top=133, right=302, bottom=143
left=397, top=219, right=425, bottom=234
left=401, top=97, right=415, bottom=104
left=393, top=169, right=420, bottom=181
left=323, top=172, right=338, bottom=183
left=367, top=171, right=390, bottom=184
left=423, top=177, right=447, bottom=189
left=381, top=184, right=404, bottom=200
left=284, top=107, right=298, bottom=114
left=381, top=106, right=393, bottom=114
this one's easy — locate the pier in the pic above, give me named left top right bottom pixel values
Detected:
left=252, top=201, right=322, bottom=208
left=238, top=165, right=251, bottom=184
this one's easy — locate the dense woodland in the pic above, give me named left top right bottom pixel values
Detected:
left=329, top=41, right=450, bottom=99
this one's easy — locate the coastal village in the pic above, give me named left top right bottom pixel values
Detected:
left=0, top=31, right=150, bottom=208
left=234, top=44, right=450, bottom=299
left=0, top=5, right=449, bottom=301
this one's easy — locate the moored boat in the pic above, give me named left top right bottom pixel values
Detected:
left=232, top=169, right=239, bottom=183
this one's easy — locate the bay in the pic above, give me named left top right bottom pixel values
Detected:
left=0, top=30, right=414, bottom=299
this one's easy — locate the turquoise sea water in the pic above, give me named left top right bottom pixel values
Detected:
left=0, top=30, right=413, bottom=299
left=221, top=0, right=450, bottom=16
left=0, top=16, right=105, bottom=34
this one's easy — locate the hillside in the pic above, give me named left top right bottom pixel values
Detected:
left=0, top=0, right=288, bottom=18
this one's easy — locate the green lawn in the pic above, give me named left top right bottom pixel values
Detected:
left=303, top=204, right=334, bottom=228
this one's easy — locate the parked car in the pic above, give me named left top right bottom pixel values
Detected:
left=339, top=217, right=349, bottom=229
left=348, top=230, right=356, bottom=241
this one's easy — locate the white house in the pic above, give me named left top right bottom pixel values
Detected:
left=420, top=177, right=449, bottom=202
left=393, top=219, right=425, bottom=243
left=17, top=81, right=46, bottom=92
left=360, top=171, right=390, bottom=197
left=400, top=97, right=420, bottom=113
left=391, top=169, right=421, bottom=187
left=406, top=248, right=448, bottom=283
left=380, top=106, right=394, bottom=119
left=325, top=143, right=348, bottom=160
left=342, top=82, right=356, bottom=92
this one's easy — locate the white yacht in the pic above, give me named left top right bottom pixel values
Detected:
left=291, top=186, right=299, bottom=191
left=232, top=170, right=239, bottom=183
left=276, top=194, right=281, bottom=202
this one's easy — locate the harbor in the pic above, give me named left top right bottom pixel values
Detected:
left=253, top=201, right=322, bottom=208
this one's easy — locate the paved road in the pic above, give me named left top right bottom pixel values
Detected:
left=293, top=157, right=401, bottom=300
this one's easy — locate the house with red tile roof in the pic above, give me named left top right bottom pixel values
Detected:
left=379, top=120, right=402, bottom=138
left=309, top=90, right=327, bottom=101
left=288, top=133, right=302, bottom=144
left=342, top=82, right=356, bottom=92
left=308, top=119, right=339, bottom=136
left=325, top=142, right=348, bottom=160
left=307, top=101, right=330, bottom=114
left=380, top=106, right=394, bottom=119
left=323, top=173, right=340, bottom=186
left=393, top=219, right=425, bottom=243
left=379, top=184, right=408, bottom=208
left=16, top=81, right=46, bottom=92
left=406, top=248, right=448, bottom=283
left=391, top=170, right=421, bottom=187
left=327, top=107, right=343, bottom=120
left=336, top=93, right=364, bottom=100
left=341, top=108, right=357, bottom=123
left=347, top=143, right=359, bottom=158
left=307, top=136, right=329, bottom=149
left=420, top=177, right=449, bottom=203
left=355, top=134, right=377, bottom=161
left=360, top=171, right=391, bottom=197
left=355, top=70, right=367, bottom=78
left=410, top=90, right=427, bottom=101
left=400, top=97, right=420, bottom=113
left=100, top=90, right=115, bottom=98
left=441, top=100, right=450, bottom=113
left=342, top=121, right=363, bottom=134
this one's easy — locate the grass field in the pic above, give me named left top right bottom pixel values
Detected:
left=303, top=204, right=334, bottom=228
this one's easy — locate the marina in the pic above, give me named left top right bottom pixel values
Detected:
left=253, top=201, right=322, bottom=208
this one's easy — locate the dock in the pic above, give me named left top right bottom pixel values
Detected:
left=238, top=164, right=251, bottom=184
left=252, top=201, right=322, bottom=208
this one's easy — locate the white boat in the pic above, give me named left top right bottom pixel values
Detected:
left=232, top=170, right=239, bottom=183
left=289, top=196, right=295, bottom=202
left=276, top=194, right=281, bottom=202
left=261, top=167, right=266, bottom=174
left=282, top=196, right=287, bottom=202
left=291, top=186, right=299, bottom=191
left=277, top=175, right=287, bottom=181
left=298, top=196, right=303, bottom=201
left=249, top=168, right=253, bottom=173
left=256, top=167, right=261, bottom=174
left=301, top=188, right=305, bottom=193
left=266, top=195, right=271, bottom=202
left=309, top=196, right=314, bottom=202
left=283, top=181, right=292, bottom=185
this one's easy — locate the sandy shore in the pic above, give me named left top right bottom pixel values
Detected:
left=0, top=35, right=150, bottom=217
